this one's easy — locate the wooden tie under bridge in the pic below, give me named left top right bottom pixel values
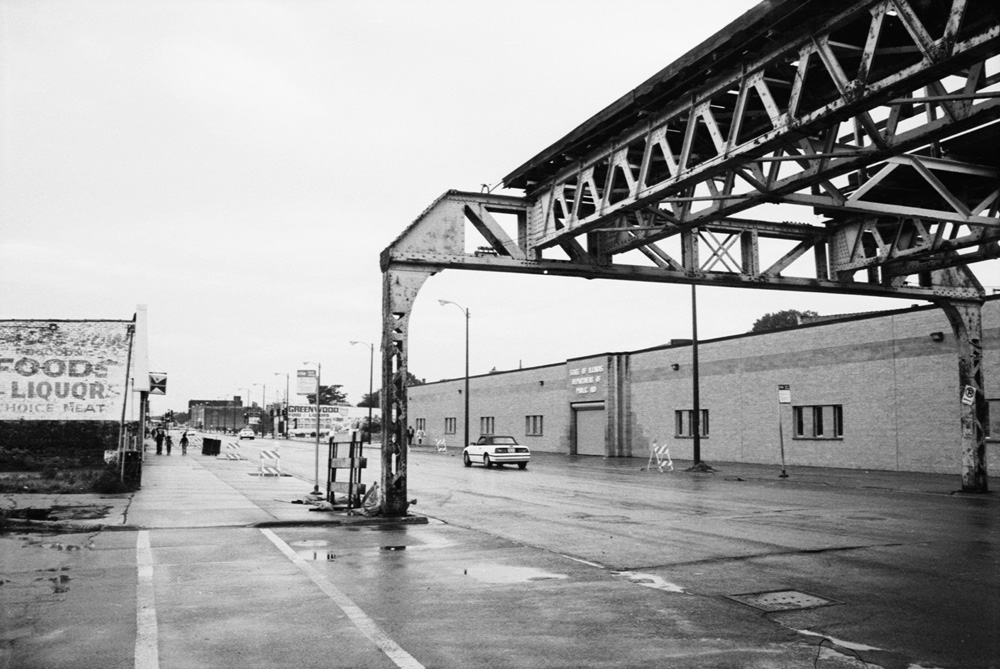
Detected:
left=378, top=0, right=1000, bottom=516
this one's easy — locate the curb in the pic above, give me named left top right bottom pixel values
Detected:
left=1, top=514, right=430, bottom=534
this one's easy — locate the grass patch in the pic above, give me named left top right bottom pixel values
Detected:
left=0, top=469, right=107, bottom=494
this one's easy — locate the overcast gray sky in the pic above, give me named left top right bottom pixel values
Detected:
left=4, top=0, right=995, bottom=415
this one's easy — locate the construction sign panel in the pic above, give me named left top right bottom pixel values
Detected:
left=0, top=320, right=133, bottom=421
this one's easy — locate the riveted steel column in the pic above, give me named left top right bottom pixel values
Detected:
left=381, top=267, right=432, bottom=516
left=939, top=299, right=989, bottom=493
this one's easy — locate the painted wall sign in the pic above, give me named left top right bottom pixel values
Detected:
left=0, top=320, right=132, bottom=421
left=567, top=357, right=607, bottom=401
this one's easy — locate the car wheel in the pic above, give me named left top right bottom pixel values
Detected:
left=518, top=462, right=527, bottom=470
left=463, top=452, right=471, bottom=467
left=484, top=454, right=493, bottom=468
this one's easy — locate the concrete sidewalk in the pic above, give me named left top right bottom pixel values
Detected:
left=126, top=445, right=426, bottom=529
left=2, top=441, right=424, bottom=533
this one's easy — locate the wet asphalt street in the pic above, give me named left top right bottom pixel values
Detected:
left=1, top=438, right=997, bottom=668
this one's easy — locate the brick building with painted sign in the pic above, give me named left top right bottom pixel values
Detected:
left=408, top=299, right=1000, bottom=475
left=0, top=310, right=147, bottom=467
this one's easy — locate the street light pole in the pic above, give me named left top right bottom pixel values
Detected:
left=274, top=372, right=289, bottom=438
left=350, top=341, right=375, bottom=445
left=252, top=383, right=266, bottom=435
left=439, top=300, right=470, bottom=449
left=303, top=361, right=322, bottom=495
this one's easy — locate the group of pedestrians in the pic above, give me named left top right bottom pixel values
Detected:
left=153, top=427, right=190, bottom=455
left=405, top=426, right=425, bottom=446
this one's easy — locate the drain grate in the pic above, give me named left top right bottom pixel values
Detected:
left=726, top=589, right=841, bottom=612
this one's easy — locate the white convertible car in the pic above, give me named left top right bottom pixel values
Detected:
left=462, top=435, right=530, bottom=469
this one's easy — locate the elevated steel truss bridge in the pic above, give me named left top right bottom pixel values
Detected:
left=379, top=0, right=1000, bottom=515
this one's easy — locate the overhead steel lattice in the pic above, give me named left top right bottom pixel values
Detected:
left=380, top=0, right=1000, bottom=515
left=501, top=0, right=1000, bottom=299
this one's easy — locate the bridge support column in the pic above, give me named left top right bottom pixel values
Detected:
left=380, top=267, right=432, bottom=517
left=939, top=299, right=989, bottom=493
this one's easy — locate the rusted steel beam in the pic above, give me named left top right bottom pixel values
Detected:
left=379, top=268, right=432, bottom=517
left=382, top=249, right=981, bottom=301
left=519, top=0, right=1000, bottom=253
left=937, top=294, right=989, bottom=493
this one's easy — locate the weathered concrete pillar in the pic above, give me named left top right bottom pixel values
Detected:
left=380, top=267, right=432, bottom=517
left=938, top=299, right=989, bottom=493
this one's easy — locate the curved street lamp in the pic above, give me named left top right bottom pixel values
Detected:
left=302, top=361, right=322, bottom=495
left=438, top=300, right=470, bottom=449
left=350, top=341, right=375, bottom=445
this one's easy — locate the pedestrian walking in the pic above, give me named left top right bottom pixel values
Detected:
left=155, top=428, right=164, bottom=455
left=180, top=431, right=189, bottom=456
left=416, top=428, right=425, bottom=446
left=406, top=426, right=414, bottom=446
left=165, top=434, right=173, bottom=455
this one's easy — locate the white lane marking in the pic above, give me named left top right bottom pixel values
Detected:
left=260, top=528, right=425, bottom=669
left=614, top=570, right=687, bottom=593
left=795, top=628, right=883, bottom=652
left=135, top=530, right=159, bottom=669
left=560, top=554, right=606, bottom=569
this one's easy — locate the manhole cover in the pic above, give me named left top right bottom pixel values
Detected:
left=726, top=589, right=841, bottom=612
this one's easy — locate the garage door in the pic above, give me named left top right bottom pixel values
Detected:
left=574, top=404, right=606, bottom=456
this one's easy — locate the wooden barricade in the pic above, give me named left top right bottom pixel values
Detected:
left=259, top=448, right=281, bottom=476
left=327, top=433, right=366, bottom=509
left=224, top=441, right=243, bottom=460
left=647, top=441, right=673, bottom=472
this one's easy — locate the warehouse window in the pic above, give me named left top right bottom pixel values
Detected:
left=444, top=417, right=456, bottom=434
left=525, top=415, right=543, bottom=436
left=415, top=418, right=426, bottom=432
left=674, top=409, right=709, bottom=438
left=793, top=405, right=843, bottom=438
left=480, top=416, right=495, bottom=435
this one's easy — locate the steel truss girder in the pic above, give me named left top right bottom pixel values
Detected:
left=525, top=0, right=1000, bottom=268
left=380, top=192, right=983, bottom=302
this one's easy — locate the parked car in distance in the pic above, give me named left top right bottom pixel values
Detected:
left=238, top=428, right=255, bottom=440
left=463, top=435, right=530, bottom=469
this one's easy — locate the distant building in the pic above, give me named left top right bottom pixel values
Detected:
left=188, top=397, right=251, bottom=434
left=408, top=299, right=1000, bottom=475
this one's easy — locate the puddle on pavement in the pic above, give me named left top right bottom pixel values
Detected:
left=35, top=573, right=71, bottom=593
left=461, top=564, right=568, bottom=584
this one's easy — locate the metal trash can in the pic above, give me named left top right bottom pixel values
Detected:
left=122, top=450, right=142, bottom=487
left=202, top=437, right=221, bottom=456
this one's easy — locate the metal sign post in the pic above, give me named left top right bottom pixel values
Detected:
left=777, top=384, right=791, bottom=478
